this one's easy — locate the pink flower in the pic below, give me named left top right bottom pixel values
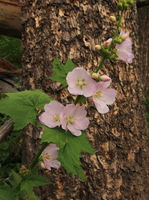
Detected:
left=41, top=144, right=61, bottom=170
left=92, top=77, right=116, bottom=114
left=61, top=104, right=89, bottom=136
left=116, top=31, right=134, bottom=63
left=39, top=101, right=64, bottom=128
left=66, top=67, right=97, bottom=97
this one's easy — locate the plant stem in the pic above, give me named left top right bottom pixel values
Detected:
left=95, top=11, right=123, bottom=73
left=110, top=11, right=123, bottom=48
left=30, top=142, right=48, bottom=169
left=95, top=56, right=107, bottom=73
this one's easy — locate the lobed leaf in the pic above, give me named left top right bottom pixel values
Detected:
left=50, top=58, right=75, bottom=87
left=0, top=90, right=51, bottom=130
left=41, top=126, right=94, bottom=179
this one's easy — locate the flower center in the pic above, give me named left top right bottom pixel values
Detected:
left=53, top=114, right=60, bottom=122
left=76, top=78, right=86, bottom=89
left=66, top=116, right=74, bottom=125
left=94, top=91, right=103, bottom=99
left=42, top=153, right=51, bottom=160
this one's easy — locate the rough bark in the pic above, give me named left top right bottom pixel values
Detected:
left=137, top=4, right=149, bottom=97
left=0, top=0, right=21, bottom=37
left=21, top=1, right=149, bottom=200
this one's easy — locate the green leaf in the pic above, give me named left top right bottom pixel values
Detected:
left=21, top=169, right=49, bottom=189
left=50, top=58, right=75, bottom=87
left=20, top=169, right=49, bottom=200
left=0, top=90, right=51, bottom=130
left=75, top=95, right=87, bottom=104
left=41, top=126, right=94, bottom=179
left=41, top=126, right=67, bottom=148
left=0, top=184, right=16, bottom=200
left=9, top=171, right=22, bottom=188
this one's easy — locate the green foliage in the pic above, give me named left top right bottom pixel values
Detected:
left=118, top=0, right=134, bottom=10
left=20, top=169, right=49, bottom=200
left=0, top=90, right=51, bottom=130
left=0, top=169, right=49, bottom=200
left=0, top=131, right=22, bottom=178
left=50, top=58, right=75, bottom=87
left=0, top=35, right=22, bottom=68
left=0, top=184, right=16, bottom=200
left=75, top=95, right=87, bottom=104
left=41, top=126, right=94, bottom=179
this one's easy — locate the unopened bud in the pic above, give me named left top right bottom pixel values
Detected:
left=100, top=75, right=111, bottom=82
left=110, top=16, right=117, bottom=22
left=103, top=38, right=112, bottom=47
left=95, top=45, right=101, bottom=51
left=91, top=73, right=100, bottom=79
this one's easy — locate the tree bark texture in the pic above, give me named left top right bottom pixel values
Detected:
left=137, top=4, right=149, bottom=97
left=21, top=1, right=149, bottom=200
left=0, top=0, right=21, bottom=37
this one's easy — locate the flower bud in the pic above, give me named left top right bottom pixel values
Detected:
left=100, top=75, right=111, bottom=82
left=91, top=72, right=100, bottom=79
left=110, top=16, right=117, bottom=22
left=95, top=45, right=101, bottom=51
left=103, top=38, right=112, bottom=47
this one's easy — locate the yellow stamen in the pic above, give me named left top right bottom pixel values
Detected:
left=94, top=91, right=103, bottom=98
left=43, top=153, right=51, bottom=160
left=66, top=116, right=74, bottom=125
left=53, top=114, right=60, bottom=122
left=76, top=78, right=86, bottom=89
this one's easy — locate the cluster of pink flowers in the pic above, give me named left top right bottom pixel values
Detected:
left=39, top=30, right=134, bottom=171
left=66, top=67, right=116, bottom=114
left=39, top=101, right=89, bottom=136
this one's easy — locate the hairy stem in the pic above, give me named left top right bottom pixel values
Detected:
left=30, top=142, right=48, bottom=169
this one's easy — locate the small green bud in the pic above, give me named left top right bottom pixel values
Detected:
left=112, top=49, right=118, bottom=54
left=100, top=47, right=111, bottom=56
left=113, top=37, right=125, bottom=44
left=109, top=55, right=117, bottom=61
left=118, top=2, right=123, bottom=8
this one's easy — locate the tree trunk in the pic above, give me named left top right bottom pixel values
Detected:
left=0, top=0, right=21, bottom=37
left=137, top=3, right=149, bottom=97
left=21, top=1, right=149, bottom=199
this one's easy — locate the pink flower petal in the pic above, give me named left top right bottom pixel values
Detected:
left=99, top=88, right=116, bottom=105
left=39, top=101, right=64, bottom=128
left=67, top=124, right=82, bottom=136
left=73, top=106, right=87, bottom=119
left=44, top=101, right=64, bottom=114
left=74, top=119, right=89, bottom=130
left=49, top=160, right=61, bottom=169
left=116, top=33, right=134, bottom=64
left=94, top=100, right=109, bottom=114
left=39, top=112, right=60, bottom=128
